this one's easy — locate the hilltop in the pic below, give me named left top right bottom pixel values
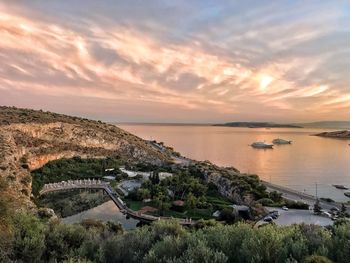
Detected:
left=0, top=106, right=171, bottom=208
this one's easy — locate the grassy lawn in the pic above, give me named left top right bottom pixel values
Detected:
left=184, top=208, right=213, bottom=220
left=125, top=199, right=145, bottom=211
left=123, top=186, right=232, bottom=220
left=206, top=190, right=232, bottom=209
left=150, top=207, right=214, bottom=220
left=125, top=198, right=214, bottom=220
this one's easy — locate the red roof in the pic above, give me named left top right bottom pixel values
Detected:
left=173, top=200, right=185, bottom=206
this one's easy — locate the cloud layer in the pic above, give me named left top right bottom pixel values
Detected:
left=1, top=1, right=350, bottom=122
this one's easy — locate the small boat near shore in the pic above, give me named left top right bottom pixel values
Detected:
left=333, top=184, right=349, bottom=190
left=344, top=192, right=350, bottom=198
left=272, top=138, right=292, bottom=145
left=251, top=142, right=273, bottom=149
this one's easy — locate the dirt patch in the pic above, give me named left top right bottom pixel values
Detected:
left=138, top=206, right=158, bottom=214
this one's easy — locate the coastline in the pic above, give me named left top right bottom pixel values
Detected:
left=263, top=181, right=349, bottom=213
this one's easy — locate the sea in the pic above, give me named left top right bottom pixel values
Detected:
left=119, top=124, right=350, bottom=203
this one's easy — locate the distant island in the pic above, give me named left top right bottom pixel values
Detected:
left=296, top=121, right=350, bottom=129
left=214, top=122, right=303, bottom=128
left=314, top=130, right=350, bottom=139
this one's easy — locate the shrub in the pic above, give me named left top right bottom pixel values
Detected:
left=258, top=198, right=274, bottom=206
left=304, top=255, right=333, bottom=263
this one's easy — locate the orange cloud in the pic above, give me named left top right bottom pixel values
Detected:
left=0, top=3, right=349, bottom=122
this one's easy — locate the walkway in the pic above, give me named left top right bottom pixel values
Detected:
left=40, top=179, right=195, bottom=226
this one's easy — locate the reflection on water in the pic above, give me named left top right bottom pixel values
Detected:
left=62, top=200, right=139, bottom=230
left=119, top=124, right=350, bottom=202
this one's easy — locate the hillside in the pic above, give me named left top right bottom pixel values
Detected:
left=0, top=106, right=171, bottom=208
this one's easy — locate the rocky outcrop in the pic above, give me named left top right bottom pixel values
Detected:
left=205, top=171, right=244, bottom=203
left=195, top=162, right=247, bottom=204
left=0, top=107, right=171, bottom=208
left=314, top=130, right=350, bottom=139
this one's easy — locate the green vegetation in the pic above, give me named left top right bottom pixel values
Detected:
left=1, top=212, right=350, bottom=263
left=126, top=171, right=234, bottom=220
left=37, top=189, right=110, bottom=217
left=258, top=191, right=310, bottom=210
left=31, top=156, right=123, bottom=195
left=321, top=197, right=335, bottom=203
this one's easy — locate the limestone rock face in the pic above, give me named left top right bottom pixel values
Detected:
left=195, top=162, right=247, bottom=204
left=0, top=107, right=170, bottom=208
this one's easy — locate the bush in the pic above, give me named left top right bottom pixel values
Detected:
left=219, top=208, right=236, bottom=224
left=285, top=200, right=310, bottom=210
left=304, top=255, right=333, bottom=263
left=4, top=210, right=350, bottom=263
left=258, top=198, right=274, bottom=206
left=320, top=198, right=334, bottom=203
left=12, top=214, right=47, bottom=263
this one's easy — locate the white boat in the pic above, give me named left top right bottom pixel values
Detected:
left=272, top=138, right=292, bottom=145
left=251, top=141, right=273, bottom=149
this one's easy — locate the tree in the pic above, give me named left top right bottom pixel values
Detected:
left=219, top=208, right=236, bottom=224
left=186, top=192, right=197, bottom=209
left=331, top=221, right=350, bottom=263
left=314, top=200, right=322, bottom=214
left=137, top=188, right=151, bottom=200
left=150, top=171, right=160, bottom=185
left=154, top=193, right=170, bottom=216
left=341, top=203, right=347, bottom=216
left=269, top=191, right=283, bottom=203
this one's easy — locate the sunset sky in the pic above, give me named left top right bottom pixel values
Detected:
left=1, top=1, right=350, bottom=123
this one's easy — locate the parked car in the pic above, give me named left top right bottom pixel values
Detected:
left=282, top=206, right=289, bottom=211
left=269, top=211, right=279, bottom=219
left=271, top=214, right=279, bottom=219
left=263, top=216, right=273, bottom=222
left=321, top=211, right=332, bottom=218
left=330, top=207, right=340, bottom=212
left=271, top=210, right=280, bottom=216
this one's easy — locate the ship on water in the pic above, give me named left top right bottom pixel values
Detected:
left=251, top=142, right=274, bottom=149
left=272, top=138, right=292, bottom=145
left=333, top=185, right=349, bottom=190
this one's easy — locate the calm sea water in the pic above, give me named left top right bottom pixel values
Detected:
left=119, top=124, right=350, bottom=202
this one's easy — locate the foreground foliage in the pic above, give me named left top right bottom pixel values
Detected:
left=1, top=212, right=350, bottom=263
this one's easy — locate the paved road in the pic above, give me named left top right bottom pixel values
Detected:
left=256, top=207, right=333, bottom=227
left=263, top=181, right=350, bottom=213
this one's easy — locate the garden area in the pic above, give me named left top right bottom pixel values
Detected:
left=124, top=171, right=235, bottom=221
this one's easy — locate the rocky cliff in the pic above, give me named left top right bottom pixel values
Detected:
left=0, top=107, right=170, bottom=208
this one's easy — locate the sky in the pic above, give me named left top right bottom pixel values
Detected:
left=1, top=1, right=350, bottom=123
